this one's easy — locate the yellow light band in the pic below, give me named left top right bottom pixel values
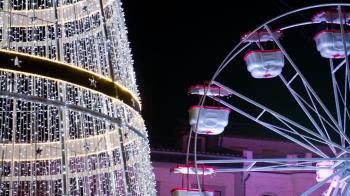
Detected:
left=0, top=49, right=142, bottom=110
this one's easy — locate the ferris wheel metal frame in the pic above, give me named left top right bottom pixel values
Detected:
left=186, top=3, right=350, bottom=196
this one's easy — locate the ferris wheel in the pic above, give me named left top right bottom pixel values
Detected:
left=171, top=3, right=350, bottom=196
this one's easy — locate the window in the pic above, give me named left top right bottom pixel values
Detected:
left=260, top=193, right=277, bottom=196
left=191, top=184, right=225, bottom=196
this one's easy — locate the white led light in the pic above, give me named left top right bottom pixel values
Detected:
left=0, top=0, right=155, bottom=194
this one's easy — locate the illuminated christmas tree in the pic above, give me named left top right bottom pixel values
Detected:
left=0, top=0, right=156, bottom=195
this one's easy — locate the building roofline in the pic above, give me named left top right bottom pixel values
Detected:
left=151, top=148, right=243, bottom=159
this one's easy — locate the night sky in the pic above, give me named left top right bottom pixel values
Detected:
left=122, top=1, right=349, bottom=148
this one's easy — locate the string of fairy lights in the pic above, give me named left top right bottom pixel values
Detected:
left=0, top=69, right=155, bottom=195
left=0, top=0, right=156, bottom=194
left=1, top=0, right=139, bottom=96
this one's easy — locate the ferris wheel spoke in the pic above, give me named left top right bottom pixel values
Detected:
left=331, top=58, right=350, bottom=117
left=211, top=81, right=350, bottom=155
left=324, top=185, right=334, bottom=196
left=243, top=163, right=319, bottom=172
left=197, top=158, right=348, bottom=172
left=266, top=118, right=337, bottom=156
left=197, top=157, right=350, bottom=164
left=301, top=166, right=349, bottom=196
left=247, top=160, right=320, bottom=168
left=341, top=179, right=350, bottom=195
left=330, top=59, right=344, bottom=132
left=291, top=88, right=341, bottom=136
left=342, top=63, right=349, bottom=146
left=262, top=119, right=346, bottom=156
left=329, top=169, right=349, bottom=196
left=211, top=96, right=328, bottom=157
left=268, top=122, right=330, bottom=145
left=265, top=25, right=341, bottom=133
left=333, top=79, right=350, bottom=123
left=289, top=83, right=350, bottom=149
left=213, top=42, right=252, bottom=82
left=280, top=75, right=338, bottom=153
left=332, top=59, right=346, bottom=74
left=302, top=79, right=339, bottom=150
left=286, top=72, right=299, bottom=86
left=334, top=80, right=350, bottom=119
left=330, top=59, right=350, bottom=148
left=331, top=176, right=343, bottom=196
left=337, top=5, right=350, bottom=148
left=217, top=166, right=321, bottom=173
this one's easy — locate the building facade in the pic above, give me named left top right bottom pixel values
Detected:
left=0, top=0, right=155, bottom=195
left=152, top=133, right=330, bottom=196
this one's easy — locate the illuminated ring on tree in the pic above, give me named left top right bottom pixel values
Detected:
left=0, top=50, right=141, bottom=112
left=0, top=128, right=123, bottom=161
left=0, top=91, right=147, bottom=140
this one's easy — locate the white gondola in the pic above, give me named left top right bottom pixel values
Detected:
left=243, top=49, right=284, bottom=78
left=170, top=165, right=216, bottom=175
left=188, top=84, right=232, bottom=97
left=171, top=188, right=215, bottom=196
left=312, top=11, right=350, bottom=24
left=314, top=30, right=350, bottom=59
left=241, top=29, right=283, bottom=43
left=188, top=106, right=230, bottom=135
left=316, top=161, right=334, bottom=183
